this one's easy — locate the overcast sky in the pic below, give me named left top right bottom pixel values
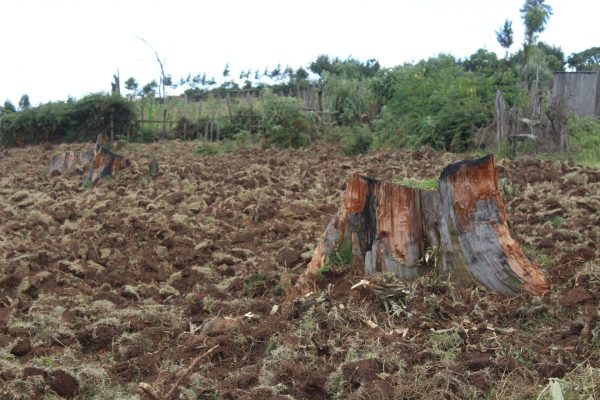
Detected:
left=2, top=0, right=599, bottom=105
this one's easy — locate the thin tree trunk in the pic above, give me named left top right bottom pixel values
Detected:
left=110, top=111, right=115, bottom=142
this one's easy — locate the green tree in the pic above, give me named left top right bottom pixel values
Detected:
left=372, top=54, right=517, bottom=151
left=309, top=55, right=333, bottom=77
left=520, top=0, right=553, bottom=45
left=495, top=19, right=514, bottom=58
left=142, top=80, right=158, bottom=98
left=464, top=49, right=500, bottom=75
left=567, top=47, right=600, bottom=71
left=536, top=42, right=565, bottom=71
left=2, top=100, right=16, bottom=115
left=18, top=94, right=31, bottom=110
left=124, top=77, right=139, bottom=99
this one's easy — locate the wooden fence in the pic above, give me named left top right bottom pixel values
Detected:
left=130, top=88, right=337, bottom=141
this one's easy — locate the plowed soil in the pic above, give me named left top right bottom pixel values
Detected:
left=0, top=141, right=598, bottom=399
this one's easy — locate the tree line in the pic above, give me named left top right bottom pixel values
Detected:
left=1, top=0, right=599, bottom=155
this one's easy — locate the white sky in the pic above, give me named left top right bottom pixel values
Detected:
left=2, top=0, right=599, bottom=105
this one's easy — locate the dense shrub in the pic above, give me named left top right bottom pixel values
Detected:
left=569, top=116, right=600, bottom=167
left=220, top=106, right=260, bottom=139
left=324, top=75, right=376, bottom=126
left=0, top=93, right=135, bottom=146
left=371, top=55, right=520, bottom=152
left=259, top=93, right=314, bottom=148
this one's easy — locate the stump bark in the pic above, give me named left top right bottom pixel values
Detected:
left=86, top=146, right=131, bottom=185
left=300, top=155, right=548, bottom=296
left=47, top=147, right=95, bottom=176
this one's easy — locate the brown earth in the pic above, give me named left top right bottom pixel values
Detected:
left=0, top=141, right=598, bottom=399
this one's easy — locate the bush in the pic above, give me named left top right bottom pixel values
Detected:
left=220, top=106, right=260, bottom=139
left=371, top=55, right=519, bottom=152
left=324, top=75, right=376, bottom=126
left=0, top=93, right=135, bottom=146
left=342, top=127, right=373, bottom=156
left=259, top=92, right=314, bottom=148
left=569, top=116, right=600, bottom=167
left=195, top=138, right=238, bottom=156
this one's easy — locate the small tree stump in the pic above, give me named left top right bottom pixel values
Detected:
left=47, top=148, right=95, bottom=176
left=300, top=155, right=548, bottom=296
left=86, top=146, right=131, bottom=185
left=84, top=133, right=130, bottom=185
left=150, top=159, right=159, bottom=176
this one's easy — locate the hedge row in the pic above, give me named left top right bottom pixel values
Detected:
left=0, top=93, right=135, bottom=146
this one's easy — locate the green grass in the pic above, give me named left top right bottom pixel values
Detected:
left=429, top=331, right=463, bottom=363
left=330, top=238, right=353, bottom=267
left=195, top=139, right=238, bottom=156
left=395, top=178, right=439, bottom=191
left=569, top=116, right=600, bottom=168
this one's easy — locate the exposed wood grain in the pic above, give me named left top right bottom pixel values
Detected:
left=299, top=155, right=549, bottom=296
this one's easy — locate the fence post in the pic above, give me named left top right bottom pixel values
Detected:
left=226, top=93, right=233, bottom=118
left=162, top=108, right=167, bottom=139
left=183, top=93, right=188, bottom=140
left=110, top=110, right=114, bottom=142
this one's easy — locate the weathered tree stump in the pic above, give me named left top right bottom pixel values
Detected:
left=300, top=155, right=548, bottom=296
left=47, top=134, right=130, bottom=185
left=47, top=147, right=95, bottom=176
left=149, top=159, right=159, bottom=177
left=86, top=146, right=131, bottom=185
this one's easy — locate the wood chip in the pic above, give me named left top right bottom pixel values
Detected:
left=366, top=320, right=378, bottom=329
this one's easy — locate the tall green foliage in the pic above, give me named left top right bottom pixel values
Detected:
left=520, top=0, right=553, bottom=45
left=0, top=93, right=135, bottom=146
left=568, top=47, right=600, bottom=71
left=371, top=54, right=519, bottom=151
left=260, top=92, right=314, bottom=148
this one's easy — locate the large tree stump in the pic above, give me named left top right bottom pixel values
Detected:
left=300, top=155, right=548, bottom=296
left=47, top=147, right=95, bottom=176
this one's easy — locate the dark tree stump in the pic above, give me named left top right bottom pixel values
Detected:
left=84, top=134, right=130, bottom=185
left=86, top=146, right=131, bottom=185
left=300, top=155, right=548, bottom=296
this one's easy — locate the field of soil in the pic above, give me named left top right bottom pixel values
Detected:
left=0, top=141, right=598, bottom=399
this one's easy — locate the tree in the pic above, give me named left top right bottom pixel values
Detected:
left=309, top=55, right=333, bottom=77
left=567, top=47, right=600, bottom=71
left=520, top=0, right=553, bottom=45
left=124, top=77, right=139, bottom=99
left=495, top=19, right=514, bottom=58
left=295, top=67, right=309, bottom=81
left=536, top=42, right=565, bottom=71
left=2, top=100, right=16, bottom=115
left=18, top=94, right=31, bottom=110
left=464, top=49, right=500, bottom=75
left=139, top=37, right=169, bottom=100
left=142, top=80, right=158, bottom=98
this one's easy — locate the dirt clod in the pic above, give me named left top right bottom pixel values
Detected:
left=10, top=338, right=32, bottom=357
left=46, top=369, right=80, bottom=398
left=560, top=288, right=593, bottom=306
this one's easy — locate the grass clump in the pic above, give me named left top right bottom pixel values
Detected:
left=429, top=331, right=463, bottom=363
left=195, top=139, right=239, bottom=156
left=569, top=116, right=600, bottom=168
left=395, top=177, right=439, bottom=190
